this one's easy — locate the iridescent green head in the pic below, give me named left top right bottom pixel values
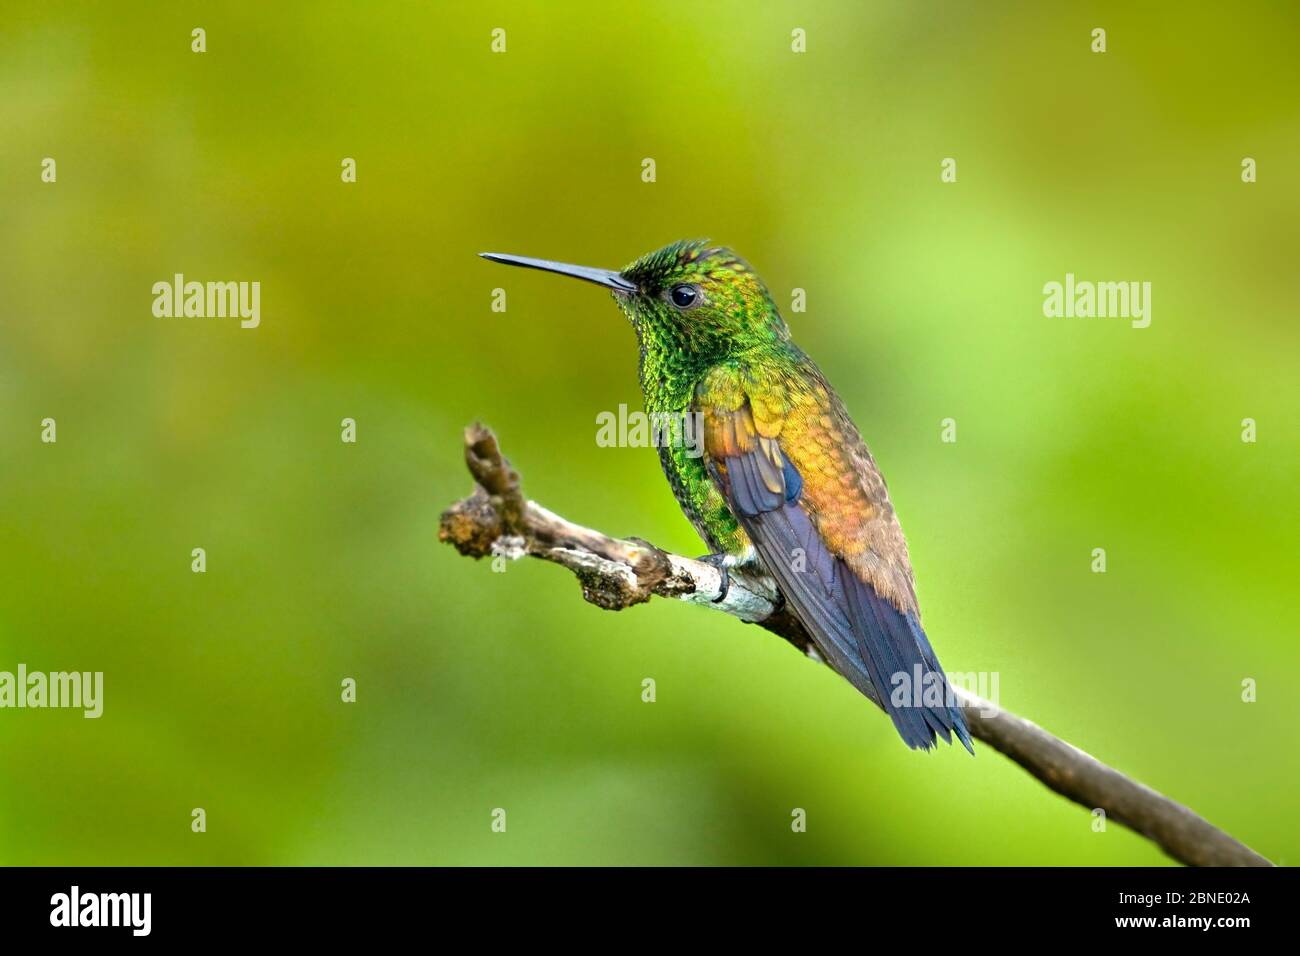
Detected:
left=480, top=240, right=789, bottom=363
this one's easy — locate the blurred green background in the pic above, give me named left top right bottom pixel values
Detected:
left=1, top=1, right=1296, bottom=866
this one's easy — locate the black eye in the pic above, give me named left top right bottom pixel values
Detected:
left=670, top=284, right=699, bottom=308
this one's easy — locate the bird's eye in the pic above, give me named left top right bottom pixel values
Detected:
left=669, top=284, right=700, bottom=309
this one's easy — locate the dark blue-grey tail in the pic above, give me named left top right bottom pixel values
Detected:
left=834, top=560, right=973, bottom=752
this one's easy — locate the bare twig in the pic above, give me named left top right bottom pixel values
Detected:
left=439, top=423, right=1273, bottom=868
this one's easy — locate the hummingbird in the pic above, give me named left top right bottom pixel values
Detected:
left=481, top=241, right=972, bottom=752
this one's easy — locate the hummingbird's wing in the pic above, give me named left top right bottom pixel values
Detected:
left=697, top=362, right=972, bottom=752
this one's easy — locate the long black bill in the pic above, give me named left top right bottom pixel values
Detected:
left=479, top=252, right=638, bottom=294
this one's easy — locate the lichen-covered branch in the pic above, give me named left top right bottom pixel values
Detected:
left=439, top=423, right=1272, bottom=868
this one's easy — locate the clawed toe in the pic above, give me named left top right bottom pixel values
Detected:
left=696, top=554, right=731, bottom=604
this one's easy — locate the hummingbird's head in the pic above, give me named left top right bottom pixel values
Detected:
left=480, top=240, right=788, bottom=363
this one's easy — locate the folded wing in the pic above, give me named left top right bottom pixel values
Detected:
left=700, top=379, right=971, bottom=752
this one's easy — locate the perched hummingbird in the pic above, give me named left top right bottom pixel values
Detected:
left=482, top=241, right=972, bottom=752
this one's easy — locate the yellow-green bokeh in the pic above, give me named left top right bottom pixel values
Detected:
left=0, top=1, right=1296, bottom=865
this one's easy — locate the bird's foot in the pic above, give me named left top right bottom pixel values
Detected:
left=695, top=553, right=732, bottom=604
